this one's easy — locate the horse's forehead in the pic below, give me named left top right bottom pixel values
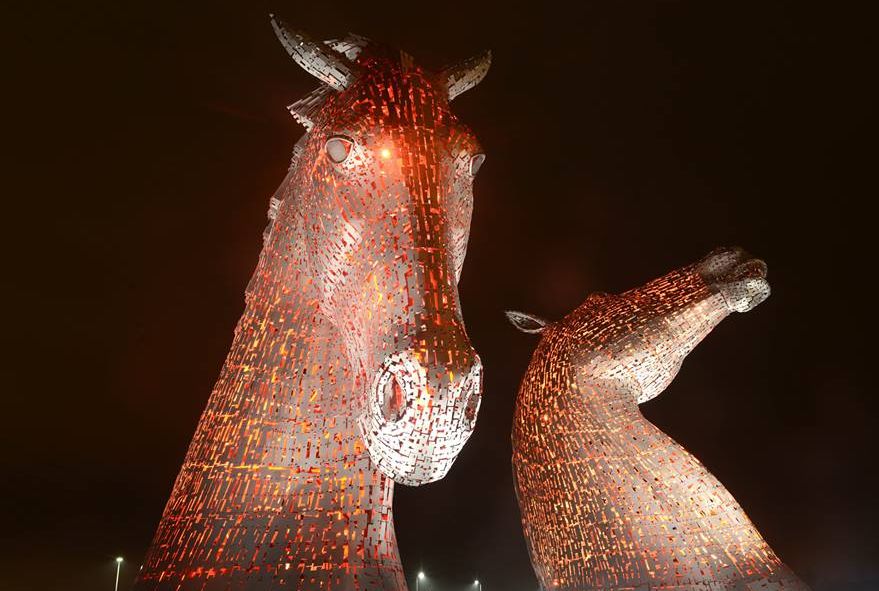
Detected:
left=336, top=67, right=453, bottom=127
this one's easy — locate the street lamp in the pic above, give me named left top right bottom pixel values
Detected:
left=474, top=579, right=482, bottom=591
left=114, top=557, right=124, bottom=591
left=416, top=571, right=425, bottom=591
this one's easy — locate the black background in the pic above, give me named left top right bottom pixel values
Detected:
left=3, top=2, right=875, bottom=590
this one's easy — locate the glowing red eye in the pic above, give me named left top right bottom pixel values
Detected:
left=470, top=153, right=486, bottom=175
left=325, top=136, right=353, bottom=163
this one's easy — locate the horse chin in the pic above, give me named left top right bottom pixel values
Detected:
left=358, top=421, right=463, bottom=486
left=356, top=399, right=466, bottom=487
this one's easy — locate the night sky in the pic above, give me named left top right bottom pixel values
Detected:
left=3, top=2, right=875, bottom=590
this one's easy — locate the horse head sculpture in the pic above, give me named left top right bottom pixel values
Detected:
left=134, top=18, right=490, bottom=590
left=269, top=16, right=489, bottom=484
left=508, top=248, right=809, bottom=591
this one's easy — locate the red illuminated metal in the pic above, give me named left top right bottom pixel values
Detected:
left=134, top=17, right=489, bottom=590
left=509, top=248, right=810, bottom=591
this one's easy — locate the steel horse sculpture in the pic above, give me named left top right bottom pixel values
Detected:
left=135, top=16, right=490, bottom=590
left=508, top=248, right=809, bottom=591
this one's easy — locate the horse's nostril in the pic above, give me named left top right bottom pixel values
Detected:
left=464, top=388, right=480, bottom=425
left=460, top=362, right=483, bottom=428
left=380, top=374, right=407, bottom=422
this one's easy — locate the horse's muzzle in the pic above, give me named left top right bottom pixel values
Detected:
left=359, top=350, right=483, bottom=486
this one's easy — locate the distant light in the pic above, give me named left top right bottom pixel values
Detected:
left=418, top=571, right=425, bottom=579
left=380, top=147, right=392, bottom=159
left=474, top=580, right=480, bottom=585
left=116, top=557, right=124, bottom=563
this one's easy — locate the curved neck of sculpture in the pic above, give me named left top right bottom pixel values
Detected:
left=240, top=187, right=409, bottom=587
left=135, top=180, right=408, bottom=590
left=513, top=272, right=801, bottom=591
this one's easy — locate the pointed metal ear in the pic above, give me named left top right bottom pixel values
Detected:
left=269, top=14, right=358, bottom=91
left=325, top=33, right=371, bottom=61
left=442, top=50, right=491, bottom=100
left=505, top=310, right=549, bottom=334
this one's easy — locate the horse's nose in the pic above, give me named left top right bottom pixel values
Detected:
left=372, top=352, right=482, bottom=426
left=364, top=349, right=482, bottom=485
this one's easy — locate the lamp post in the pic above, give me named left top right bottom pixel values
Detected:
left=416, top=571, right=425, bottom=591
left=474, top=579, right=482, bottom=591
left=114, top=557, right=124, bottom=591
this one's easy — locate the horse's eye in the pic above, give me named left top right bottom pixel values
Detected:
left=325, top=136, right=353, bottom=163
left=470, top=153, right=486, bottom=175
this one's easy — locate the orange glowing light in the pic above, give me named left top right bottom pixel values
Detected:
left=380, top=147, right=392, bottom=159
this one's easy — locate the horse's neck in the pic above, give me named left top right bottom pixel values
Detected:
left=243, top=183, right=405, bottom=585
left=571, top=294, right=730, bottom=410
left=237, top=196, right=394, bottom=509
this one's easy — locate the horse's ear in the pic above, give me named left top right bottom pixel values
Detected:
left=442, top=50, right=491, bottom=100
left=325, top=33, right=370, bottom=61
left=505, top=310, right=549, bottom=334
left=270, top=14, right=358, bottom=91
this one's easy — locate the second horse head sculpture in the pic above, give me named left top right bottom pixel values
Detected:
left=509, top=248, right=809, bottom=591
